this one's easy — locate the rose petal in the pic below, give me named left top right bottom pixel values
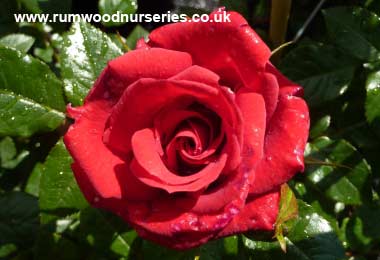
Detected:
left=104, top=78, right=240, bottom=155
left=170, top=65, right=220, bottom=87
left=86, top=48, right=193, bottom=101
left=250, top=94, right=310, bottom=195
left=64, top=101, right=122, bottom=199
left=244, top=72, right=279, bottom=123
left=217, top=190, right=280, bottom=237
left=186, top=92, right=267, bottom=214
left=130, top=128, right=227, bottom=193
left=148, top=10, right=271, bottom=90
left=64, top=100, right=157, bottom=202
left=236, top=91, right=266, bottom=173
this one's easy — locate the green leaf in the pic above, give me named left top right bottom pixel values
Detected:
left=60, top=22, right=122, bottom=106
left=242, top=201, right=345, bottom=260
left=126, top=25, right=148, bottom=50
left=34, top=47, right=54, bottom=63
left=0, top=243, right=17, bottom=258
left=39, top=139, right=88, bottom=219
left=305, top=137, right=371, bottom=205
left=25, top=162, right=43, bottom=196
left=323, top=7, right=380, bottom=62
left=275, top=184, right=298, bottom=252
left=0, top=46, right=65, bottom=111
left=19, top=0, right=41, bottom=13
left=34, top=227, right=84, bottom=260
left=0, top=90, right=65, bottom=137
left=280, top=42, right=358, bottom=106
left=0, top=136, right=28, bottom=169
left=98, top=0, right=138, bottom=27
left=138, top=239, right=227, bottom=260
left=0, top=33, right=35, bottom=53
left=310, top=115, right=331, bottom=139
left=365, top=70, right=380, bottom=123
left=342, top=202, right=380, bottom=252
left=76, top=208, right=135, bottom=258
left=0, top=192, right=39, bottom=246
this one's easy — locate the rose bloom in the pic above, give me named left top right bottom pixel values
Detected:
left=64, top=9, right=309, bottom=249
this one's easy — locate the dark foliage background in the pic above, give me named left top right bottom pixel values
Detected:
left=0, top=0, right=379, bottom=259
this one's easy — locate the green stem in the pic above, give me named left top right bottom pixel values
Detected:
left=304, top=156, right=353, bottom=170
left=269, top=0, right=292, bottom=48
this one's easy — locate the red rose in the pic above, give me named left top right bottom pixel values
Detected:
left=64, top=9, right=309, bottom=249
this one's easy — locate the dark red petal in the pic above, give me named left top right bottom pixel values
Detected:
left=217, top=190, right=280, bottom=237
left=86, top=48, right=192, bottom=101
left=104, top=79, right=239, bottom=155
left=244, top=72, right=279, bottom=123
left=250, top=94, right=310, bottom=195
left=130, top=128, right=227, bottom=193
left=64, top=100, right=157, bottom=201
left=114, top=164, right=253, bottom=249
left=235, top=91, right=266, bottom=174
left=148, top=10, right=270, bottom=89
left=64, top=101, right=122, bottom=199
left=170, top=65, right=220, bottom=86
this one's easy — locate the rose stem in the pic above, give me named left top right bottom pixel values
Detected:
left=269, top=0, right=292, bottom=63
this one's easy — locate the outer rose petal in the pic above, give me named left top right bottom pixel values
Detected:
left=235, top=91, right=266, bottom=172
left=86, top=48, right=193, bottom=101
left=123, top=188, right=279, bottom=250
left=249, top=94, right=310, bottom=195
left=64, top=100, right=122, bottom=199
left=64, top=100, right=158, bottom=202
left=148, top=10, right=271, bottom=90
left=217, top=190, right=280, bottom=237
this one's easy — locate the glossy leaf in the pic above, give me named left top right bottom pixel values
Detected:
left=280, top=42, right=358, bottom=106
left=0, top=90, right=65, bottom=137
left=34, top=47, right=54, bottom=63
left=365, top=70, right=380, bottom=123
left=39, top=139, right=88, bottom=218
left=60, top=22, right=122, bottom=105
left=275, top=184, right=298, bottom=252
left=76, top=208, right=135, bottom=258
left=305, top=137, right=371, bottom=205
left=342, top=202, right=380, bottom=252
left=323, top=7, right=380, bottom=62
left=0, top=46, right=65, bottom=111
left=25, top=163, right=43, bottom=196
left=0, top=192, right=39, bottom=246
left=310, top=115, right=331, bottom=139
left=0, top=33, right=35, bottom=53
left=0, top=136, right=28, bottom=169
left=242, top=201, right=345, bottom=260
left=98, top=0, right=138, bottom=27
